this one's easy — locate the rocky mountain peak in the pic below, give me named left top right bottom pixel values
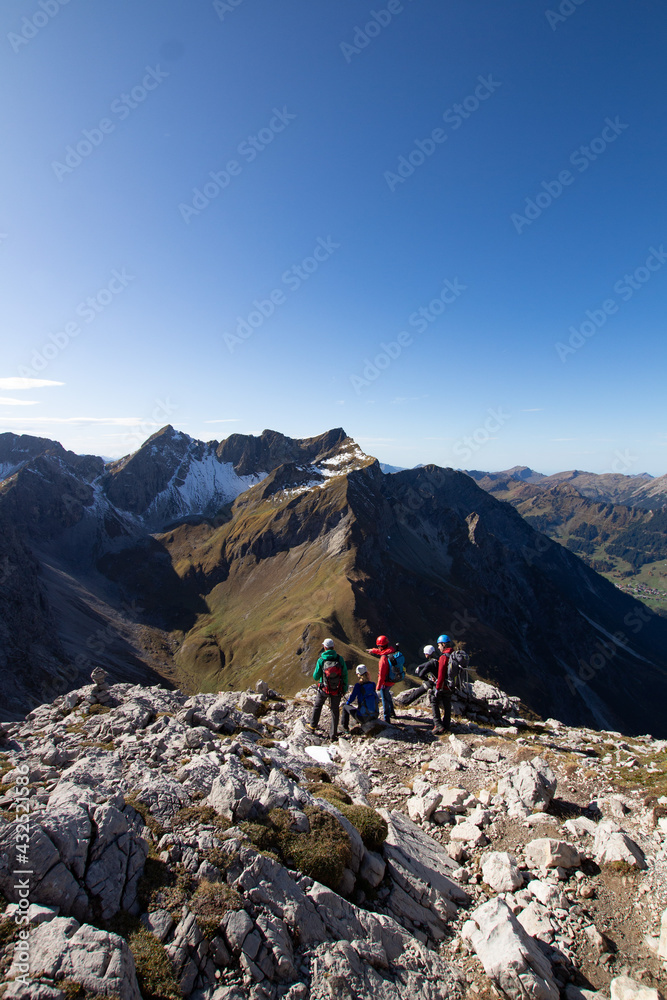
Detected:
left=0, top=670, right=665, bottom=1000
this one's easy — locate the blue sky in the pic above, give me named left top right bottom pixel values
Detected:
left=1, top=0, right=666, bottom=474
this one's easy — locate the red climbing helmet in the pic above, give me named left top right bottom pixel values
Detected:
left=376, top=635, right=389, bottom=647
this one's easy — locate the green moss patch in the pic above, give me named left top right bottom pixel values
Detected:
left=241, top=806, right=351, bottom=890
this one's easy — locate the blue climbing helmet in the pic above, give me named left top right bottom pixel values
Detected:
left=437, top=634, right=451, bottom=644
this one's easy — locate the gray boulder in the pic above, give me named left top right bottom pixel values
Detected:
left=593, top=821, right=647, bottom=870
left=462, top=897, right=559, bottom=1000
left=481, top=852, right=523, bottom=892
left=524, top=838, right=582, bottom=870
left=7, top=917, right=141, bottom=1000
left=496, top=757, right=557, bottom=818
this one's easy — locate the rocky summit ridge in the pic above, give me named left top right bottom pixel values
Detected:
left=0, top=671, right=666, bottom=1000
left=1, top=426, right=667, bottom=738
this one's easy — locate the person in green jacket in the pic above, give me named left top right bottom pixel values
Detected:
left=306, top=638, right=349, bottom=740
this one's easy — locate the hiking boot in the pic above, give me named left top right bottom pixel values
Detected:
left=304, top=722, right=318, bottom=734
left=432, top=725, right=445, bottom=735
left=337, top=731, right=349, bottom=740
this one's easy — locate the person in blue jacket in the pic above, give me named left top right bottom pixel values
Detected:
left=340, top=664, right=379, bottom=733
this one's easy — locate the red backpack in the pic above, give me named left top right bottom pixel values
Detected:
left=322, top=656, right=344, bottom=695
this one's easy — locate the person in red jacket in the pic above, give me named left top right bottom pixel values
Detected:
left=433, top=633, right=454, bottom=734
left=367, top=635, right=397, bottom=723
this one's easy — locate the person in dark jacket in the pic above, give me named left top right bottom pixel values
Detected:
left=433, top=633, right=454, bottom=734
left=367, top=635, right=397, bottom=723
left=341, top=664, right=379, bottom=733
left=306, top=638, right=348, bottom=739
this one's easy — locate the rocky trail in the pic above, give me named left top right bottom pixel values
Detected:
left=0, top=671, right=665, bottom=1000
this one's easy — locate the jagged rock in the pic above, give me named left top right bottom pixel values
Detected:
left=525, top=838, right=581, bottom=869
left=438, top=787, right=469, bottom=812
left=338, top=760, right=372, bottom=803
left=7, top=916, right=141, bottom=1000
left=359, top=849, right=386, bottom=888
left=407, top=789, right=442, bottom=823
left=97, top=697, right=155, bottom=737
left=610, top=976, right=663, bottom=1000
left=496, top=757, right=557, bottom=818
left=462, top=897, right=559, bottom=1000
left=380, top=809, right=468, bottom=918
left=564, top=816, right=597, bottom=839
left=472, top=747, right=502, bottom=763
left=165, top=911, right=206, bottom=994
left=176, top=751, right=227, bottom=796
left=517, top=900, right=556, bottom=943
left=222, top=909, right=255, bottom=952
left=584, top=923, right=612, bottom=955
left=597, top=794, right=631, bottom=821
left=448, top=735, right=472, bottom=758
left=481, top=852, right=523, bottom=892
left=141, top=908, right=174, bottom=942
left=450, top=822, right=487, bottom=847
left=238, top=694, right=261, bottom=717
left=308, top=936, right=460, bottom=999
left=593, top=821, right=647, bottom=870
left=0, top=794, right=148, bottom=923
left=527, top=879, right=569, bottom=909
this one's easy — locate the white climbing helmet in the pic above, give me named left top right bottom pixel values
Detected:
left=423, top=644, right=436, bottom=657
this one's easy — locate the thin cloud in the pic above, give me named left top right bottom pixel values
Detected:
left=521, top=408, right=543, bottom=412
left=0, top=397, right=40, bottom=406
left=0, top=378, right=64, bottom=390
left=0, top=416, right=145, bottom=426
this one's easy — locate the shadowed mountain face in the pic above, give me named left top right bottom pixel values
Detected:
left=1, top=429, right=666, bottom=735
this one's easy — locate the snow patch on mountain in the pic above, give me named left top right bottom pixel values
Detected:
left=139, top=449, right=267, bottom=526
left=0, top=462, right=23, bottom=482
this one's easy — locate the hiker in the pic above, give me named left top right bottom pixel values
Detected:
left=433, top=633, right=454, bottom=734
left=413, top=643, right=438, bottom=694
left=341, top=664, right=379, bottom=733
left=306, top=638, right=348, bottom=739
left=367, top=635, right=398, bottom=723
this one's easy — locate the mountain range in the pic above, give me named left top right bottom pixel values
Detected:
left=1, top=427, right=667, bottom=736
left=466, top=466, right=667, bottom=616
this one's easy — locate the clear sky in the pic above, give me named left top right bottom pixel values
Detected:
left=1, top=0, right=665, bottom=475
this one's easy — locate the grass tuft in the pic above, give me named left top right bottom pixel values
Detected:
left=241, top=805, right=351, bottom=890
left=107, top=915, right=181, bottom=1000
left=125, top=795, right=166, bottom=840
left=171, top=804, right=230, bottom=834
left=189, top=879, right=242, bottom=939
left=306, top=783, right=388, bottom=852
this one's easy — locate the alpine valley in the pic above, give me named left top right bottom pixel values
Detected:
left=1, top=427, right=667, bottom=738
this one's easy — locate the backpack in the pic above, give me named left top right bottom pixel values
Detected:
left=322, top=655, right=344, bottom=696
left=386, top=650, right=405, bottom=683
left=358, top=682, right=379, bottom=720
left=448, top=649, right=469, bottom=690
